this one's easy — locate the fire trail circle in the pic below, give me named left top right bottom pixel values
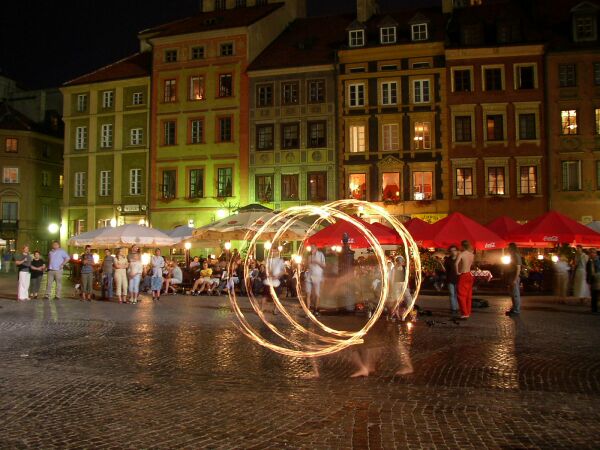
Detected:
left=227, top=200, right=422, bottom=358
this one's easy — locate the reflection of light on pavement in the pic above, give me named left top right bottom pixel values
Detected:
left=227, top=200, right=422, bottom=359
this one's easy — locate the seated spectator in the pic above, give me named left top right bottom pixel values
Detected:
left=191, top=261, right=213, bottom=295
left=165, top=261, right=183, bottom=294
left=189, top=256, right=200, bottom=270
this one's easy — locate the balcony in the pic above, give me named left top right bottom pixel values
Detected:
left=0, top=220, right=19, bottom=231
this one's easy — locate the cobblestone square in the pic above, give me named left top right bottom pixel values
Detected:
left=0, top=274, right=599, bottom=449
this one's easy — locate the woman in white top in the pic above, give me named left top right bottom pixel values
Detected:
left=127, top=253, right=143, bottom=304
left=151, top=248, right=165, bottom=301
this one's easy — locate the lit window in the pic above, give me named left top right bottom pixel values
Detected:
left=456, top=168, right=473, bottom=196
left=349, top=125, right=366, bottom=153
left=382, top=172, right=400, bottom=202
left=257, top=84, right=273, bottom=107
left=414, top=122, right=431, bottom=149
left=486, top=115, right=504, bottom=141
left=99, top=170, right=111, bottom=197
left=562, top=160, right=582, bottom=191
left=381, top=81, right=397, bottom=105
left=349, top=30, right=365, bottom=47
left=219, top=74, right=233, bottom=97
left=189, top=76, right=205, bottom=100
left=74, top=172, right=86, bottom=197
left=3, top=167, right=19, bottom=184
left=380, top=27, right=396, bottom=44
left=349, top=83, right=365, bottom=107
left=100, top=124, right=113, bottom=148
left=561, top=110, right=578, bottom=135
left=488, top=167, right=505, bottom=195
left=413, top=171, right=432, bottom=200
left=413, top=80, right=430, bottom=103
left=520, top=166, right=537, bottom=194
left=382, top=123, right=399, bottom=151
left=348, top=174, right=367, bottom=200
left=411, top=23, right=428, bottom=41
left=596, top=108, right=600, bottom=135
left=164, top=79, right=177, bottom=102
left=5, top=138, right=18, bottom=153
left=129, top=169, right=142, bottom=196
left=130, top=128, right=143, bottom=146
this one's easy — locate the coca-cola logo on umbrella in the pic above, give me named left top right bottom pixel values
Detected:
left=543, top=236, right=559, bottom=242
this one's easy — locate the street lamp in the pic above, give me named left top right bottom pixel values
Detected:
left=501, top=255, right=511, bottom=265
left=48, top=223, right=59, bottom=234
left=264, top=241, right=272, bottom=250
left=216, top=209, right=227, bottom=219
left=110, top=218, right=117, bottom=228
left=224, top=241, right=232, bottom=251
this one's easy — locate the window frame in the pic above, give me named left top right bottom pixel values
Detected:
left=307, top=171, right=328, bottom=202
left=256, top=83, right=274, bottom=108
left=455, top=167, right=474, bottom=197
left=348, top=124, right=366, bottom=153
left=129, top=128, right=144, bottom=146
left=189, top=75, right=205, bottom=101
left=411, top=23, right=429, bottom=41
left=164, top=49, right=178, bottom=63
left=218, top=73, right=233, bottom=98
left=162, top=120, right=177, bottom=146
left=281, top=81, right=300, bottom=106
left=132, top=92, right=144, bottom=105
left=412, top=170, right=433, bottom=201
left=129, top=168, right=142, bottom=196
left=519, top=165, right=538, bottom=195
left=452, top=67, right=473, bottom=93
left=561, top=109, right=578, bottom=135
left=3, top=167, right=19, bottom=184
left=562, top=160, right=582, bottom=191
left=99, top=170, right=112, bottom=197
left=281, top=122, right=300, bottom=150
left=413, top=121, right=432, bottom=150
left=187, top=167, right=205, bottom=199
left=216, top=166, right=234, bottom=198
left=74, top=171, right=86, bottom=197
left=514, top=64, right=537, bottom=90
left=380, top=26, right=397, bottom=44
left=163, top=79, right=177, bottom=103
left=76, top=94, right=87, bottom=113
left=281, top=173, right=299, bottom=201
left=380, top=81, right=398, bottom=106
left=217, top=116, right=233, bottom=143
left=219, top=42, right=234, bottom=57
left=307, top=79, right=325, bottom=104
left=348, top=173, right=367, bottom=200
left=382, top=123, right=399, bottom=152
left=160, top=169, right=177, bottom=200
left=255, top=174, right=274, bottom=202
left=454, top=115, right=473, bottom=143
left=307, top=121, right=327, bottom=148
left=100, top=123, right=113, bottom=149
left=482, top=66, right=504, bottom=91
left=348, top=83, right=366, bottom=107
left=485, top=114, right=504, bottom=142
left=559, top=64, right=577, bottom=88
left=102, top=90, right=114, bottom=109
left=256, top=124, right=275, bottom=151
left=487, top=166, right=506, bottom=196
left=412, top=79, right=431, bottom=104
left=349, top=29, right=365, bottom=47
left=189, top=118, right=204, bottom=145
left=191, top=46, right=205, bottom=60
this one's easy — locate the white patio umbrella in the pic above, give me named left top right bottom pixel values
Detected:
left=193, top=204, right=313, bottom=241
left=167, top=226, right=195, bottom=240
left=69, top=224, right=178, bottom=247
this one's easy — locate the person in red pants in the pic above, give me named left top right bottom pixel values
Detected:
left=455, top=240, right=474, bottom=319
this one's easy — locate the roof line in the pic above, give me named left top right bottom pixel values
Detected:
left=63, top=52, right=146, bottom=87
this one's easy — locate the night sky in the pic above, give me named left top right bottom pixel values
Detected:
left=0, top=0, right=435, bottom=89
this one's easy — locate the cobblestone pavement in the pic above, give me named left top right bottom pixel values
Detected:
left=0, top=274, right=599, bottom=449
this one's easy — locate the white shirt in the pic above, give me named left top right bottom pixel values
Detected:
left=264, top=257, right=285, bottom=287
left=307, top=251, right=325, bottom=279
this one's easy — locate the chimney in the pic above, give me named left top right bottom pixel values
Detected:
left=357, top=0, right=378, bottom=23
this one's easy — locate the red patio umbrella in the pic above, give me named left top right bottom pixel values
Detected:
left=403, top=218, right=435, bottom=248
left=505, top=210, right=600, bottom=248
left=305, top=216, right=400, bottom=248
left=485, top=216, right=522, bottom=240
left=428, top=212, right=507, bottom=250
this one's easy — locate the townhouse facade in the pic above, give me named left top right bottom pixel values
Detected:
left=246, top=16, right=349, bottom=209
left=546, top=0, right=600, bottom=222
left=445, top=2, right=547, bottom=223
left=140, top=0, right=305, bottom=230
left=60, top=52, right=152, bottom=245
left=0, top=102, right=63, bottom=253
left=336, top=7, right=450, bottom=222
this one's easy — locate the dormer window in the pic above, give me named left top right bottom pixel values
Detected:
left=411, top=23, right=428, bottom=41
left=573, top=15, right=597, bottom=41
left=380, top=27, right=397, bottom=44
left=349, top=29, right=365, bottom=47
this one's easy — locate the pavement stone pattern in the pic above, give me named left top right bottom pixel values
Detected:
left=0, top=274, right=599, bottom=449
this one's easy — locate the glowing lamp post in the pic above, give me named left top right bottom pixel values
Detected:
left=48, top=223, right=60, bottom=234
left=184, top=241, right=192, bottom=266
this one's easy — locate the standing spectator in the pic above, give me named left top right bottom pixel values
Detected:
left=44, top=241, right=70, bottom=300
left=113, top=248, right=129, bottom=303
left=15, top=245, right=32, bottom=301
left=29, top=251, right=46, bottom=299
left=444, top=246, right=459, bottom=315
left=151, top=248, right=165, bottom=301
left=101, top=249, right=114, bottom=300
left=261, top=250, right=285, bottom=314
left=573, top=245, right=590, bottom=301
left=554, top=256, right=570, bottom=301
left=128, top=252, right=143, bottom=304
left=505, top=243, right=523, bottom=316
left=80, top=245, right=95, bottom=301
left=455, top=240, right=474, bottom=320
left=305, top=246, right=326, bottom=316
left=586, top=248, right=600, bottom=314
left=3, top=251, right=13, bottom=273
